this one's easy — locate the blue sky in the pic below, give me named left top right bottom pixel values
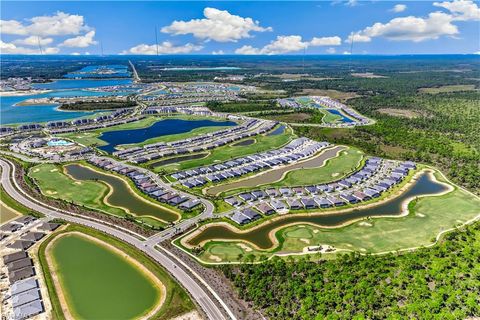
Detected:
left=1, top=1, right=479, bottom=55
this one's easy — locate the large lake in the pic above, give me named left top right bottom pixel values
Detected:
left=1, top=79, right=132, bottom=125
left=98, top=118, right=237, bottom=153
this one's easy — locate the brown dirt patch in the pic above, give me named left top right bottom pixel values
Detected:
left=377, top=108, right=420, bottom=119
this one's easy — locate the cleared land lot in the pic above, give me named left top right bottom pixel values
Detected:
left=0, top=201, right=21, bottom=223
left=186, top=172, right=480, bottom=263
left=418, top=84, right=477, bottom=94
left=29, top=163, right=174, bottom=226
left=298, top=89, right=360, bottom=102
left=40, top=225, right=194, bottom=320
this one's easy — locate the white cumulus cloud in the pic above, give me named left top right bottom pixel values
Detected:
left=121, top=41, right=203, bottom=55
left=0, top=11, right=91, bottom=37
left=326, top=47, right=336, bottom=54
left=235, top=35, right=342, bottom=55
left=60, top=30, right=97, bottom=48
left=433, top=0, right=480, bottom=21
left=13, top=36, right=53, bottom=46
left=391, top=4, right=407, bottom=13
left=161, top=7, right=272, bottom=42
left=346, top=11, right=458, bottom=43
left=0, top=40, right=59, bottom=54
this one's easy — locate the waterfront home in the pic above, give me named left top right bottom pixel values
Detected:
left=326, top=196, right=346, bottom=206
left=230, top=212, right=250, bottom=225
left=270, top=200, right=287, bottom=211
left=7, top=258, right=33, bottom=272
left=13, top=299, right=45, bottom=320
left=315, top=197, right=332, bottom=208
left=287, top=199, right=304, bottom=210
left=340, top=193, right=359, bottom=204
left=242, top=208, right=261, bottom=221
left=301, top=198, right=318, bottom=209
left=255, top=203, right=275, bottom=215
left=266, top=188, right=280, bottom=197
left=238, top=193, right=254, bottom=201
left=3, top=251, right=28, bottom=264
left=179, top=199, right=201, bottom=210
left=9, top=266, right=35, bottom=283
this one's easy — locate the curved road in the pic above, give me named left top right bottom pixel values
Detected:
left=0, top=158, right=234, bottom=320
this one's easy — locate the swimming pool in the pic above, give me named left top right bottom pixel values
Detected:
left=47, top=139, right=73, bottom=147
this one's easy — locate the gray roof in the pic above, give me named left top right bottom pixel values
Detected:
left=9, top=267, right=35, bottom=284
left=21, top=232, right=45, bottom=242
left=11, top=278, right=39, bottom=296
left=12, top=289, right=41, bottom=308
left=8, top=240, right=35, bottom=250
left=37, top=222, right=60, bottom=231
left=13, top=299, right=44, bottom=320
left=3, top=251, right=28, bottom=264
left=7, top=258, right=33, bottom=272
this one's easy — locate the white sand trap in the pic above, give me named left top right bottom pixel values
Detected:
left=32, top=168, right=40, bottom=173
left=313, top=229, right=319, bottom=234
left=360, top=248, right=367, bottom=252
left=46, top=190, right=57, bottom=195
left=74, top=181, right=82, bottom=185
left=237, top=243, right=253, bottom=252
left=359, top=221, right=373, bottom=227
left=50, top=169, right=58, bottom=172
left=416, top=213, right=425, bottom=217
left=331, top=172, right=339, bottom=177
left=209, top=255, right=222, bottom=262
left=300, top=238, right=310, bottom=244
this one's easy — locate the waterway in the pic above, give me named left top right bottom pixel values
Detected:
left=188, top=171, right=449, bottom=249
left=232, top=139, right=255, bottom=147
left=63, top=65, right=131, bottom=79
left=150, top=153, right=209, bottom=168
left=1, top=79, right=133, bottom=124
left=97, top=118, right=236, bottom=153
left=325, top=109, right=355, bottom=123
left=207, top=146, right=345, bottom=195
left=266, top=125, right=285, bottom=136
left=64, top=164, right=178, bottom=222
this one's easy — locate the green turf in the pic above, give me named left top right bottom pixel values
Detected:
left=155, top=126, right=296, bottom=173
left=270, top=147, right=364, bottom=187
left=319, top=109, right=343, bottom=123
left=191, top=172, right=480, bottom=263
left=51, top=233, right=161, bottom=320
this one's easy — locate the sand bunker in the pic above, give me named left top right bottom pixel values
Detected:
left=50, top=169, right=59, bottom=172
left=358, top=221, right=373, bottom=227
left=237, top=243, right=253, bottom=252
left=300, top=238, right=310, bottom=244
left=46, top=190, right=58, bottom=195
left=209, top=255, right=222, bottom=262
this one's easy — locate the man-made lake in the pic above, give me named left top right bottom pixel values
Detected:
left=1, top=79, right=132, bottom=124
left=65, top=164, right=179, bottom=222
left=187, top=172, right=449, bottom=249
left=326, top=109, right=355, bottom=123
left=150, top=153, right=210, bottom=168
left=98, top=118, right=237, bottom=153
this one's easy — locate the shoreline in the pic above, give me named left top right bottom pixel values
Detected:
left=180, top=169, right=453, bottom=251
left=45, top=231, right=166, bottom=320
left=0, top=89, right=52, bottom=97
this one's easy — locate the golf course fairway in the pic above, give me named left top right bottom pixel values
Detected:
left=48, top=233, right=163, bottom=319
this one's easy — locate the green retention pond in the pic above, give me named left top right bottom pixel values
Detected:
left=64, top=164, right=178, bottom=222
left=50, top=233, right=161, bottom=319
left=187, top=171, right=449, bottom=250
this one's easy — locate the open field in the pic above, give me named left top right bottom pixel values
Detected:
left=39, top=224, right=195, bottom=320
left=377, top=108, right=421, bottom=119
left=0, top=201, right=21, bottom=223
left=297, top=89, right=360, bottom=101
left=28, top=163, right=173, bottom=226
left=154, top=125, right=296, bottom=173
left=186, top=171, right=480, bottom=263
left=418, top=84, right=477, bottom=94
left=351, top=72, right=388, bottom=79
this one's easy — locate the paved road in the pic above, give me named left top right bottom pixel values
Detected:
left=0, top=158, right=234, bottom=320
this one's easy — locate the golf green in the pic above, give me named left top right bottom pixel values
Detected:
left=50, top=233, right=161, bottom=319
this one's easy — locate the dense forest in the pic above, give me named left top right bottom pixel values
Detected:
left=222, top=223, right=480, bottom=319
left=59, top=100, right=137, bottom=110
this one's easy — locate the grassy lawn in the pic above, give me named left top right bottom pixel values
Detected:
left=270, top=147, right=363, bottom=187
left=28, top=163, right=168, bottom=227
left=38, top=224, right=195, bottom=320
left=188, top=171, right=480, bottom=263
left=155, top=126, right=296, bottom=173
left=319, top=108, right=344, bottom=124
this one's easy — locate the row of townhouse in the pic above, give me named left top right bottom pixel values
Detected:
left=224, top=158, right=416, bottom=224
left=114, top=118, right=277, bottom=164
left=174, top=138, right=329, bottom=188
left=87, top=157, right=201, bottom=211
